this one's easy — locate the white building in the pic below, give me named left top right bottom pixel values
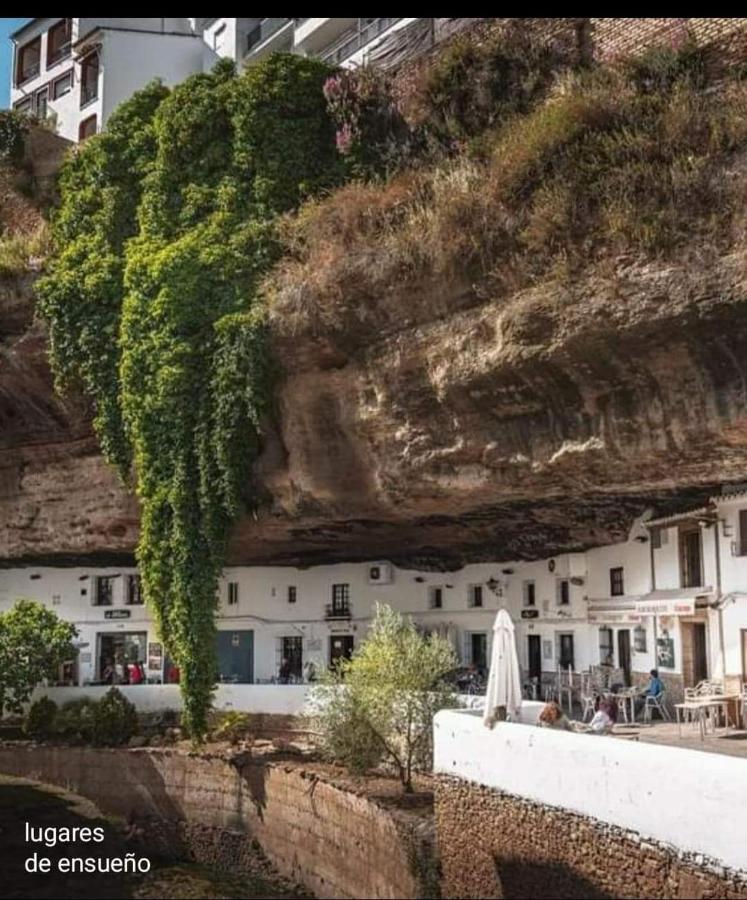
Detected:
left=9, top=18, right=210, bottom=143
left=9, top=17, right=422, bottom=144
left=2, top=488, right=747, bottom=702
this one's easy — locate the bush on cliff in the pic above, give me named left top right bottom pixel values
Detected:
left=24, top=696, right=58, bottom=741
left=311, top=604, right=456, bottom=792
left=91, top=688, right=138, bottom=747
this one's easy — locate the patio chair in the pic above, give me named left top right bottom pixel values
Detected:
left=580, top=693, right=596, bottom=723
left=643, top=689, right=671, bottom=723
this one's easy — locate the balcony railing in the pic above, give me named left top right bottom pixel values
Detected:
left=48, top=42, right=72, bottom=66
left=80, top=81, right=98, bottom=108
left=246, top=18, right=292, bottom=54
left=320, top=17, right=402, bottom=66
left=325, top=600, right=352, bottom=620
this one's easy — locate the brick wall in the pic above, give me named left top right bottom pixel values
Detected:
left=435, top=776, right=747, bottom=899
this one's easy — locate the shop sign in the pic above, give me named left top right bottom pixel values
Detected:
left=635, top=598, right=695, bottom=617
left=104, top=609, right=131, bottom=620
left=521, top=609, right=539, bottom=619
left=588, top=611, right=641, bottom=625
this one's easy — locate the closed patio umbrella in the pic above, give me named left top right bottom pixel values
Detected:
left=483, top=608, right=523, bottom=728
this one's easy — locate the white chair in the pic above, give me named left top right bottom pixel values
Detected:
left=643, top=689, right=671, bottom=722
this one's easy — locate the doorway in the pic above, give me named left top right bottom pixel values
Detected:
left=97, top=632, right=147, bottom=683
left=280, top=635, right=303, bottom=680
left=329, top=634, right=355, bottom=668
left=681, top=621, right=708, bottom=687
left=742, top=629, right=747, bottom=684
left=557, top=632, right=575, bottom=671
left=617, top=629, right=632, bottom=686
left=527, top=635, right=542, bottom=682
left=216, top=630, right=254, bottom=683
left=470, top=632, right=488, bottom=675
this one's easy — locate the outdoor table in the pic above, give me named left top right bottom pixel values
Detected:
left=606, top=689, right=638, bottom=724
left=675, top=696, right=738, bottom=740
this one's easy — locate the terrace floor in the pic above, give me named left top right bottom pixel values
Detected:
left=611, top=720, right=747, bottom=758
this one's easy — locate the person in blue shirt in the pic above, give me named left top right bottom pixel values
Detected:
left=636, top=669, right=664, bottom=715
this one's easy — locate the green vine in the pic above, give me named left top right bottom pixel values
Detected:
left=39, top=56, right=343, bottom=737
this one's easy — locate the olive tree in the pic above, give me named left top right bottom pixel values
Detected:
left=0, top=599, right=77, bottom=716
left=312, top=603, right=457, bottom=791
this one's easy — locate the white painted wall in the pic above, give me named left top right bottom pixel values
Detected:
left=434, top=708, right=747, bottom=872
left=31, top=682, right=312, bottom=715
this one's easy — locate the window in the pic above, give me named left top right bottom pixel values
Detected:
left=738, top=509, right=747, bottom=557
left=52, top=71, right=73, bottom=100
left=610, top=566, right=624, bottom=597
left=80, top=53, right=99, bottom=107
left=279, top=635, right=302, bottom=681
left=47, top=18, right=72, bottom=66
left=598, top=627, right=613, bottom=665
left=78, top=114, right=97, bottom=141
left=633, top=624, right=647, bottom=653
left=468, top=584, right=483, bottom=608
left=126, top=574, right=143, bottom=605
left=35, top=86, right=48, bottom=120
left=679, top=527, right=703, bottom=588
left=557, top=579, right=570, bottom=605
left=93, top=575, right=115, bottom=606
left=651, top=526, right=668, bottom=549
left=523, top=580, right=536, bottom=607
left=14, top=97, right=33, bottom=116
left=429, top=586, right=443, bottom=609
left=287, top=585, right=297, bottom=604
left=213, top=23, right=227, bottom=52
left=16, top=36, right=41, bottom=86
left=227, top=581, right=239, bottom=605
left=468, top=632, right=488, bottom=672
left=331, top=583, right=350, bottom=613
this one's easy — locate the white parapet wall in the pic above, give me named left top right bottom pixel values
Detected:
left=434, top=708, right=747, bottom=872
left=30, top=683, right=313, bottom=716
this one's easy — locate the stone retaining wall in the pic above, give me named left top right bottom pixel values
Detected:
left=0, top=745, right=435, bottom=900
left=435, top=776, right=747, bottom=899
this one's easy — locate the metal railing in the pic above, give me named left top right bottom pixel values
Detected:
left=48, top=41, right=72, bottom=66
left=246, top=17, right=292, bottom=54
left=324, top=600, right=352, bottom=620
left=80, top=80, right=98, bottom=108
left=320, top=17, right=402, bottom=66
left=16, top=61, right=40, bottom=86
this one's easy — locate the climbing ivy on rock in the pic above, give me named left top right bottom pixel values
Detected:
left=39, top=56, right=343, bottom=738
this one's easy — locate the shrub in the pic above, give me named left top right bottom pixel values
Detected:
left=24, top=696, right=58, bottom=741
left=311, top=604, right=457, bottom=791
left=54, top=697, right=97, bottom=744
left=210, top=710, right=254, bottom=744
left=0, top=224, right=51, bottom=276
left=91, top=688, right=138, bottom=746
left=0, top=110, right=28, bottom=165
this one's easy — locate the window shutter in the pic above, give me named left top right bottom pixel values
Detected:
left=740, top=510, right=747, bottom=556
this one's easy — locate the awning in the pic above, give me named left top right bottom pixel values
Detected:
left=587, top=597, right=642, bottom=625
left=634, top=587, right=713, bottom=617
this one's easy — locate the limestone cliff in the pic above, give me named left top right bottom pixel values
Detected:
left=3, top=246, right=747, bottom=568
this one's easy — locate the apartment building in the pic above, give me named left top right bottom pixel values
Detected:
left=9, top=18, right=208, bottom=142
left=9, top=17, right=428, bottom=143
left=2, top=489, right=747, bottom=700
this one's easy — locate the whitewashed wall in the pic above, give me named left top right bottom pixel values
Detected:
left=434, top=709, right=747, bottom=871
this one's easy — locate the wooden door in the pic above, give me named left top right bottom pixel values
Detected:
left=528, top=635, right=542, bottom=681
left=617, top=629, right=632, bottom=686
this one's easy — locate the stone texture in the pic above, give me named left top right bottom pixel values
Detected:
left=434, top=776, right=747, bottom=899
left=0, top=744, right=435, bottom=900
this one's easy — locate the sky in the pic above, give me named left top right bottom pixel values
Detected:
left=0, top=18, right=31, bottom=108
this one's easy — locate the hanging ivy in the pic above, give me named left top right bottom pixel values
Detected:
left=39, top=56, right=343, bottom=738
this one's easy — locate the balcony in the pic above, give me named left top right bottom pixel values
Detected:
left=246, top=18, right=293, bottom=57
left=16, top=61, right=40, bottom=87
left=320, top=17, right=402, bottom=67
left=325, top=600, right=352, bottom=621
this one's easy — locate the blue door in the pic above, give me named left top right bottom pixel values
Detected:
left=216, top=630, right=254, bottom=683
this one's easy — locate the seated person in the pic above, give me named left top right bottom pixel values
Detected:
left=538, top=701, right=573, bottom=731
left=635, top=668, right=664, bottom=714
left=588, top=698, right=617, bottom=734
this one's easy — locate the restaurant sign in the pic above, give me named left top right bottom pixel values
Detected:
left=104, top=609, right=131, bottom=620
left=588, top=610, right=641, bottom=625
left=634, top=598, right=695, bottom=617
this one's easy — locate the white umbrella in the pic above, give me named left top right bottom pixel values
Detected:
left=483, top=608, right=523, bottom=728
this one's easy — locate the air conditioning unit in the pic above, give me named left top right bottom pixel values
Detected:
left=367, top=562, right=393, bottom=585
